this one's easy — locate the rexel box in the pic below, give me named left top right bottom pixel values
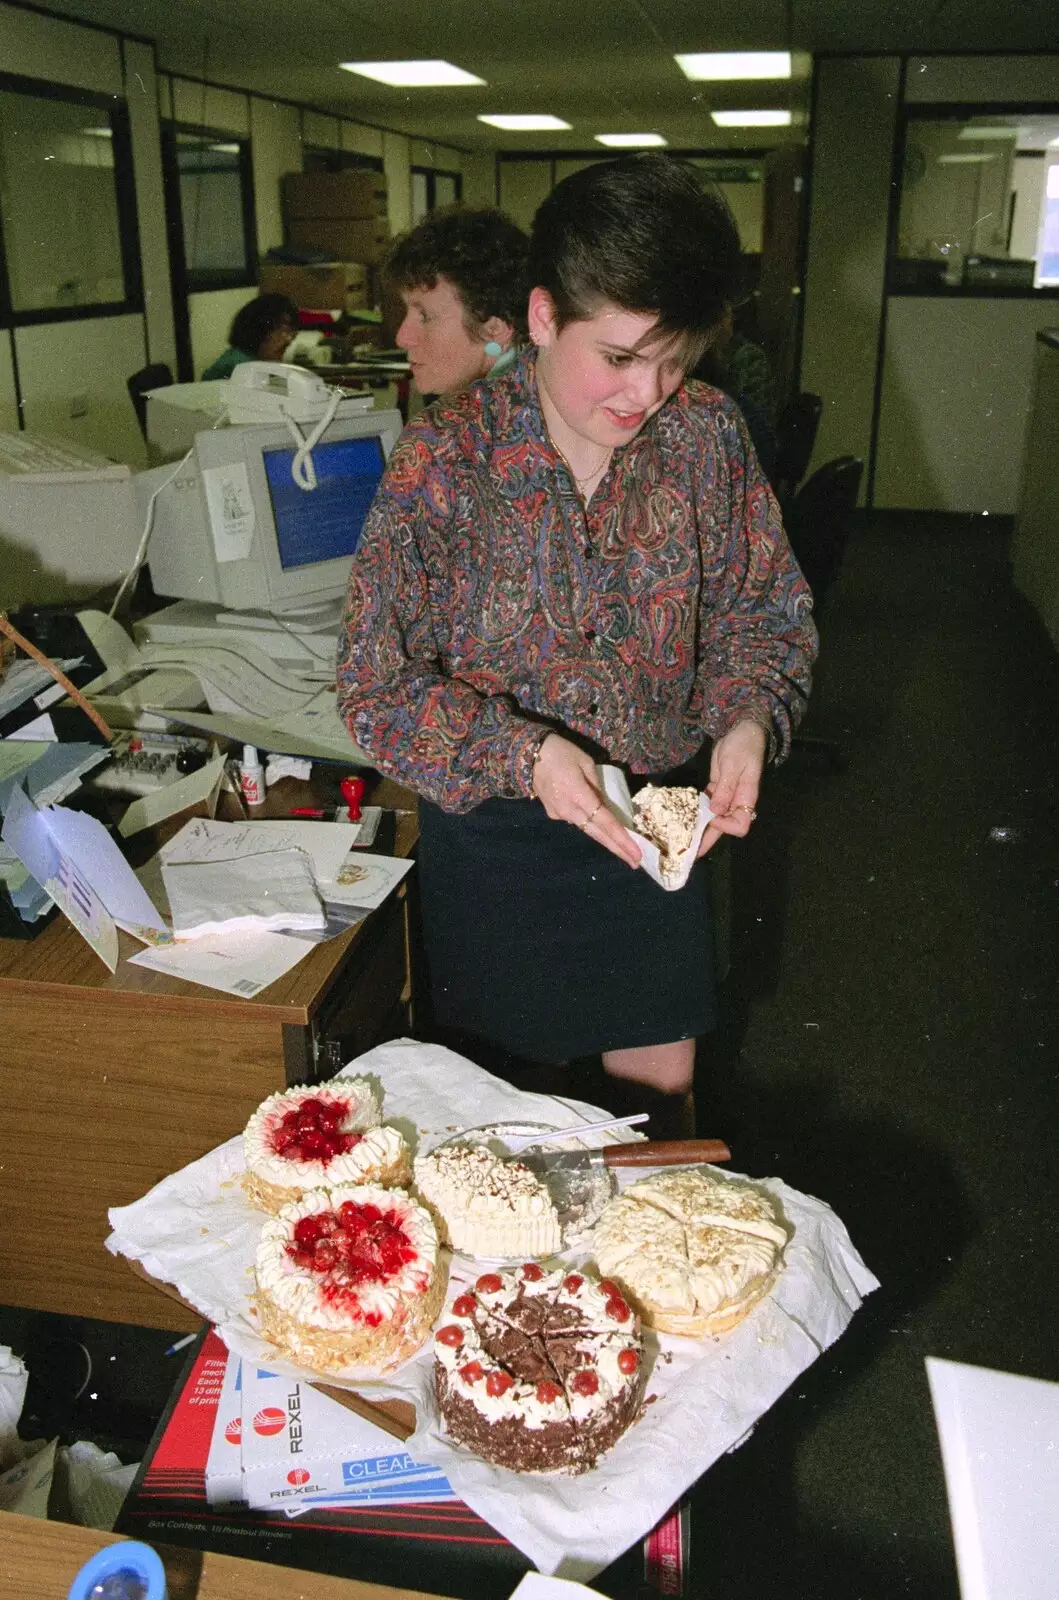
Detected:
left=204, top=1345, right=244, bottom=1506
left=238, top=1362, right=454, bottom=1512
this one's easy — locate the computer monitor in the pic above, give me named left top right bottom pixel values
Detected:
left=141, top=409, right=403, bottom=618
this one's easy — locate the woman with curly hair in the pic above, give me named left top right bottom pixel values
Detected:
left=385, top=205, right=529, bottom=397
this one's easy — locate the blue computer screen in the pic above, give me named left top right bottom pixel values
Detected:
left=263, top=434, right=386, bottom=570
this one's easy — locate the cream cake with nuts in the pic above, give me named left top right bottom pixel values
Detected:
left=594, top=1167, right=789, bottom=1338
left=255, top=1184, right=447, bottom=1375
left=433, top=1263, right=646, bottom=1473
left=631, top=784, right=704, bottom=887
left=413, top=1142, right=562, bottom=1260
left=242, top=1080, right=411, bottom=1214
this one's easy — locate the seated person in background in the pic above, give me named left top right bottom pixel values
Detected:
left=694, top=300, right=778, bottom=479
left=385, top=205, right=529, bottom=398
left=201, top=293, right=299, bottom=380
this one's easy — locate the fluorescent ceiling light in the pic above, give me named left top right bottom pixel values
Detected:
left=80, top=126, right=112, bottom=137
left=957, top=125, right=1018, bottom=140
left=676, top=51, right=791, bottom=81
left=209, top=142, right=240, bottom=154
left=711, top=110, right=792, bottom=128
left=594, top=132, right=667, bottom=147
left=339, top=60, right=485, bottom=88
left=477, top=113, right=571, bottom=131
left=937, top=152, right=998, bottom=164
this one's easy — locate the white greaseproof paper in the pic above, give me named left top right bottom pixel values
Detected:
left=599, top=765, right=713, bottom=891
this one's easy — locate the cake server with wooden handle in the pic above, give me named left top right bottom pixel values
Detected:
left=526, top=1138, right=731, bottom=1181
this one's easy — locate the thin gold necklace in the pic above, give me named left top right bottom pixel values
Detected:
left=537, top=368, right=612, bottom=490
left=559, top=444, right=612, bottom=490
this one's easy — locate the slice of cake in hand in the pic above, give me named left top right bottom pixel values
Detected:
left=255, top=1184, right=447, bottom=1376
left=413, top=1142, right=562, bottom=1259
left=631, top=784, right=706, bottom=888
left=594, top=1167, right=789, bottom=1338
left=243, top=1079, right=411, bottom=1214
left=433, top=1263, right=646, bottom=1474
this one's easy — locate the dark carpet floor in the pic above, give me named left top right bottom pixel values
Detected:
left=2, top=513, right=1055, bottom=1598
left=681, top=512, right=1059, bottom=1598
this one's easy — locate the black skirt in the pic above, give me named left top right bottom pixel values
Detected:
left=416, top=792, right=716, bottom=1063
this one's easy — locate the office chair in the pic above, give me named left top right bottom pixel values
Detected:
left=785, top=454, right=865, bottom=769
left=772, top=391, right=823, bottom=504
left=127, top=362, right=173, bottom=440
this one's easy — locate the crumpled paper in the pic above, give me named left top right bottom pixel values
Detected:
left=106, top=1037, right=879, bottom=1582
left=58, top=1441, right=140, bottom=1531
left=0, top=1348, right=137, bottom=1528
left=0, top=1346, right=29, bottom=1470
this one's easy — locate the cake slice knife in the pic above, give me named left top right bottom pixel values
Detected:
left=525, top=1138, right=732, bottom=1240
left=526, top=1138, right=731, bottom=1180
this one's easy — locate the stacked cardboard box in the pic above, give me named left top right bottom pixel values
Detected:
left=258, top=261, right=373, bottom=313
left=283, top=171, right=391, bottom=265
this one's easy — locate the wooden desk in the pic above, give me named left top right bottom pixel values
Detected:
left=0, top=1512, right=452, bottom=1600
left=0, top=779, right=420, bottom=1331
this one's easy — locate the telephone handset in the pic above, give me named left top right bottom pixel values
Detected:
left=225, top=361, right=334, bottom=425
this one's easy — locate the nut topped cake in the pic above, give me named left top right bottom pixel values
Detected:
left=631, top=784, right=704, bottom=887
left=243, top=1080, right=411, bottom=1214
left=594, top=1167, right=789, bottom=1338
left=433, top=1263, right=646, bottom=1473
left=414, top=1142, right=562, bottom=1259
left=255, top=1184, right=447, bottom=1375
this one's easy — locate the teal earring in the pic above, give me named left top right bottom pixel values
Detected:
left=483, top=340, right=503, bottom=358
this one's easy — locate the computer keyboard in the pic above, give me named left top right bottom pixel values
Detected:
left=0, top=431, right=115, bottom=475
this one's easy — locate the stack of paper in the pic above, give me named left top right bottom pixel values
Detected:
left=163, top=846, right=325, bottom=940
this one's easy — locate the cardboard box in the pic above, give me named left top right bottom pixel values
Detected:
left=118, top=1329, right=693, bottom=1597
left=117, top=1331, right=529, bottom=1598
left=259, top=261, right=374, bottom=312
left=283, top=171, right=389, bottom=222
left=205, top=1342, right=244, bottom=1507
left=288, top=216, right=391, bottom=265
left=238, top=1362, right=455, bottom=1512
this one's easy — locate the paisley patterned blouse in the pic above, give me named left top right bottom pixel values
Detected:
left=336, top=350, right=817, bottom=815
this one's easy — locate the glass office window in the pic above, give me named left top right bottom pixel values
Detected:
left=0, top=85, right=133, bottom=314
left=410, top=166, right=462, bottom=218
left=689, top=158, right=765, bottom=254
left=893, top=111, right=1059, bottom=293
left=170, top=128, right=255, bottom=290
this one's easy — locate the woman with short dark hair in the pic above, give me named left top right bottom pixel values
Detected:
left=384, top=205, right=528, bottom=396
left=201, top=293, right=299, bottom=380
left=338, top=156, right=817, bottom=1133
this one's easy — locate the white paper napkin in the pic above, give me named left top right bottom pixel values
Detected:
left=162, top=846, right=325, bottom=939
left=599, top=765, right=713, bottom=890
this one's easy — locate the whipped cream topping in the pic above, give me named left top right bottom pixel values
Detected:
left=256, top=1184, right=438, bottom=1332
left=414, top=1143, right=562, bottom=1258
left=244, top=1079, right=403, bottom=1191
left=631, top=785, right=703, bottom=886
left=594, top=1167, right=788, bottom=1328
left=624, top=1168, right=789, bottom=1249
left=433, top=1265, right=641, bottom=1426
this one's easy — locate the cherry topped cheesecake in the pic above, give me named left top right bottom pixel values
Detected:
left=255, top=1184, right=447, bottom=1375
left=242, top=1079, right=411, bottom=1214
left=433, top=1263, right=646, bottom=1473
